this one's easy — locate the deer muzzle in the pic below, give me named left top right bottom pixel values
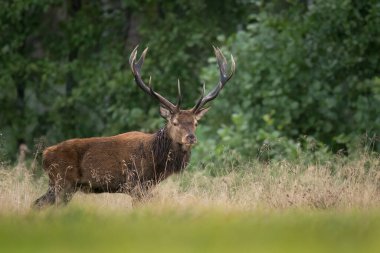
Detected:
left=185, top=134, right=197, bottom=145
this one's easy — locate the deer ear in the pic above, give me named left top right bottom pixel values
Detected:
left=195, top=107, right=210, bottom=120
left=160, top=106, right=172, bottom=120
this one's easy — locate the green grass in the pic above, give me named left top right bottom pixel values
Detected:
left=1, top=208, right=380, bottom=253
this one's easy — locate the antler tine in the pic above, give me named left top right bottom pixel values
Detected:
left=192, top=47, right=235, bottom=112
left=129, top=46, right=177, bottom=112
left=192, top=82, right=206, bottom=113
left=176, top=79, right=182, bottom=110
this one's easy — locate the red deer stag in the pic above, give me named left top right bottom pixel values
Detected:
left=33, top=46, right=235, bottom=208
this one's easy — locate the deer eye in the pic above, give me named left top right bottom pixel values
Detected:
left=173, top=121, right=179, bottom=126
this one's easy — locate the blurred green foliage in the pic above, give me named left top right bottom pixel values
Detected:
left=1, top=208, right=380, bottom=253
left=0, top=0, right=379, bottom=162
left=197, top=0, right=380, bottom=162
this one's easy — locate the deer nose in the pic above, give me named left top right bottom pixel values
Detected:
left=186, top=134, right=197, bottom=144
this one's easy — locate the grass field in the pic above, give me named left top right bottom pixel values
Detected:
left=1, top=209, right=380, bottom=253
left=0, top=151, right=379, bottom=252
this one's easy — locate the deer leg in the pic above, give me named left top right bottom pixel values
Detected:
left=55, top=182, right=76, bottom=206
left=33, top=186, right=56, bottom=209
left=130, top=182, right=154, bottom=207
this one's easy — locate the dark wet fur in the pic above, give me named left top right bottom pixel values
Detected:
left=152, top=128, right=191, bottom=177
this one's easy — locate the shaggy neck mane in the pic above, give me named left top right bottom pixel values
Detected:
left=152, top=127, right=191, bottom=174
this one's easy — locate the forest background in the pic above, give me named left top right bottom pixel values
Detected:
left=1, top=0, right=379, bottom=165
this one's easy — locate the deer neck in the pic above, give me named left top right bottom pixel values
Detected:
left=152, top=127, right=191, bottom=173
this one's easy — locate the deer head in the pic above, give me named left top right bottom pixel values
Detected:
left=129, top=46, right=235, bottom=147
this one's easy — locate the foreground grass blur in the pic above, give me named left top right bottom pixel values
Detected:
left=1, top=208, right=380, bottom=253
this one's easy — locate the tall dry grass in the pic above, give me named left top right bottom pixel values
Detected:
left=149, top=151, right=380, bottom=211
left=0, top=165, right=44, bottom=214
left=0, top=151, right=379, bottom=214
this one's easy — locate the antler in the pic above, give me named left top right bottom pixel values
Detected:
left=192, top=46, right=235, bottom=113
left=129, top=45, right=182, bottom=112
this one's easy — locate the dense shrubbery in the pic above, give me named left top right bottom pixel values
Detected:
left=0, top=0, right=251, bottom=160
left=0, top=0, right=379, bottom=162
left=195, top=0, right=380, bottom=162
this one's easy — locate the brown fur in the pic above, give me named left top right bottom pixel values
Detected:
left=34, top=110, right=201, bottom=208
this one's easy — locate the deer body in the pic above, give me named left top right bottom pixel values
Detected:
left=34, top=46, right=235, bottom=208
left=35, top=128, right=189, bottom=207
